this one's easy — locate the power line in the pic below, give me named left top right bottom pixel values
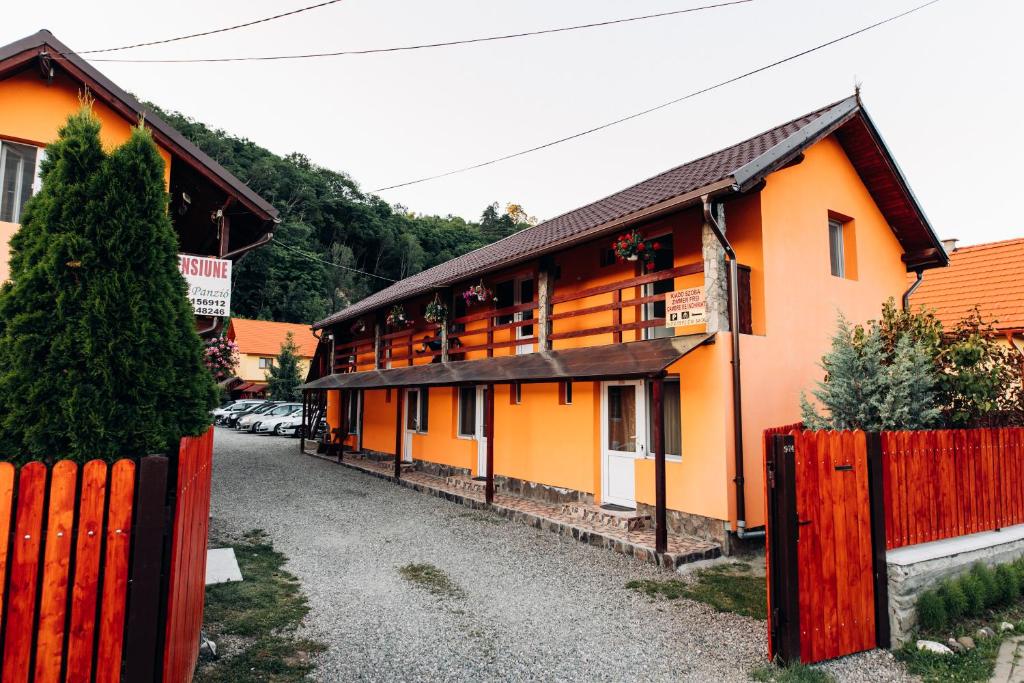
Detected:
left=80, top=0, right=346, bottom=55
left=372, top=0, right=942, bottom=193
left=272, top=240, right=396, bottom=282
left=88, top=1, right=754, bottom=63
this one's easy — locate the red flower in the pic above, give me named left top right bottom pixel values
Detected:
left=645, top=262, right=655, bottom=271
left=652, top=242, right=662, bottom=251
left=637, top=242, right=646, bottom=251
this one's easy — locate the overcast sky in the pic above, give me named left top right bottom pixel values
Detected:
left=6, top=0, right=1022, bottom=246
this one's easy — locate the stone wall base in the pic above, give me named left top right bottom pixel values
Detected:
left=351, top=448, right=727, bottom=548
left=887, top=524, right=1024, bottom=645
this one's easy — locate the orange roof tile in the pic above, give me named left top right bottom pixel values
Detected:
left=910, top=238, right=1024, bottom=331
left=227, top=319, right=319, bottom=358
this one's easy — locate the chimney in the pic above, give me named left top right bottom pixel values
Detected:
left=941, top=238, right=959, bottom=254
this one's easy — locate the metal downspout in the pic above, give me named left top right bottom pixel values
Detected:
left=902, top=269, right=924, bottom=311
left=701, top=195, right=764, bottom=541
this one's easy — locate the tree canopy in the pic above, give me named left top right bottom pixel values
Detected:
left=0, top=105, right=217, bottom=462
left=149, top=104, right=534, bottom=323
left=266, top=332, right=304, bottom=401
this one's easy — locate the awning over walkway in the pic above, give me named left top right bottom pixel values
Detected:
left=301, top=334, right=713, bottom=391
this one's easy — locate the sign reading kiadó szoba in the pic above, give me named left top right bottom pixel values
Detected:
left=665, top=286, right=706, bottom=328
left=178, top=254, right=231, bottom=317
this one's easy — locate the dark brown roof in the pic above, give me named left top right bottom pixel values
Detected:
left=301, top=334, right=713, bottom=389
left=315, top=95, right=945, bottom=330
left=0, top=30, right=278, bottom=223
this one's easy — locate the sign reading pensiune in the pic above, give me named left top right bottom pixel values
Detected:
left=665, top=286, right=706, bottom=328
left=178, top=254, right=231, bottom=317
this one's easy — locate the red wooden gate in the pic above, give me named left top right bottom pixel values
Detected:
left=765, top=429, right=890, bottom=664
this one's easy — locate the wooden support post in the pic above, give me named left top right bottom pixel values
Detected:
left=300, top=391, right=307, bottom=452
left=394, top=387, right=404, bottom=480
left=485, top=383, right=495, bottom=503
left=440, top=320, right=449, bottom=363
left=866, top=431, right=891, bottom=649
left=653, top=376, right=667, bottom=554
left=612, top=290, right=623, bottom=344
left=537, top=262, right=553, bottom=351
left=337, top=389, right=347, bottom=463
left=217, top=199, right=233, bottom=257
left=373, top=322, right=383, bottom=369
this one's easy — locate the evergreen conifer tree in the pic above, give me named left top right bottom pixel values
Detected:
left=266, top=332, right=303, bottom=401
left=0, top=105, right=217, bottom=463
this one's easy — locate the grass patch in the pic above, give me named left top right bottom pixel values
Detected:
left=399, top=562, right=464, bottom=597
left=626, top=562, right=766, bottom=620
left=894, top=601, right=1024, bottom=682
left=895, top=636, right=1003, bottom=683
left=195, top=529, right=326, bottom=683
left=750, top=661, right=832, bottom=683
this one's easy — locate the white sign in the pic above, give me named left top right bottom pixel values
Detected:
left=178, top=254, right=231, bottom=317
left=665, top=286, right=706, bottom=328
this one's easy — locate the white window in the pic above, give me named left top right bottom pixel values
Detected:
left=258, top=357, right=274, bottom=370
left=648, top=379, right=682, bottom=459
left=828, top=218, right=845, bottom=278
left=406, top=387, right=429, bottom=434
left=346, top=390, right=362, bottom=435
left=458, top=386, right=477, bottom=437
left=0, top=141, right=43, bottom=224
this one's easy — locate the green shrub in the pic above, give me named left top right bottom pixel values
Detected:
left=961, top=574, right=987, bottom=616
left=996, top=565, right=1020, bottom=605
left=917, top=590, right=948, bottom=632
left=939, top=580, right=968, bottom=622
left=973, top=563, right=999, bottom=608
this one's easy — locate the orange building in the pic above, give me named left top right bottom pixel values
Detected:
left=302, top=95, right=947, bottom=555
left=225, top=318, right=319, bottom=398
left=909, top=237, right=1024, bottom=356
left=0, top=30, right=278, bottom=332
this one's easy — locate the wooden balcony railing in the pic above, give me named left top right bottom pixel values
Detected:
left=329, top=260, right=752, bottom=372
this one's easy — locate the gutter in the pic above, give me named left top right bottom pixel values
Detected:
left=902, top=269, right=924, bottom=312
left=701, top=194, right=764, bottom=541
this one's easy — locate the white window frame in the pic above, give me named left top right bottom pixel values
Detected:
left=258, top=357, right=274, bottom=370
left=646, top=378, right=682, bottom=462
left=828, top=218, right=846, bottom=278
left=406, top=387, right=428, bottom=434
left=457, top=385, right=477, bottom=439
left=346, top=390, right=363, bottom=436
left=642, top=232, right=675, bottom=340
left=0, top=140, right=44, bottom=224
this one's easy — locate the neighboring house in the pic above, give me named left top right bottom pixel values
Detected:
left=0, top=30, right=278, bottom=332
left=909, top=238, right=1024, bottom=359
left=302, top=94, right=947, bottom=553
left=226, top=318, right=318, bottom=398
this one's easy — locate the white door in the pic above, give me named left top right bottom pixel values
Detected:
left=600, top=380, right=647, bottom=508
left=475, top=386, right=488, bottom=476
left=403, top=389, right=418, bottom=462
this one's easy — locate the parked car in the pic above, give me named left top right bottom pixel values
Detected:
left=254, top=404, right=303, bottom=435
left=213, top=400, right=261, bottom=425
left=236, top=401, right=289, bottom=432
left=223, top=400, right=277, bottom=428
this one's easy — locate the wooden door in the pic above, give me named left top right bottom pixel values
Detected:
left=766, top=430, right=889, bottom=665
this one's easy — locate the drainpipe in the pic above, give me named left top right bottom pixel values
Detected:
left=701, top=195, right=763, bottom=541
left=902, top=269, right=924, bottom=312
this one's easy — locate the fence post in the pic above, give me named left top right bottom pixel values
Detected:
left=865, top=432, right=891, bottom=649
left=766, top=433, right=800, bottom=664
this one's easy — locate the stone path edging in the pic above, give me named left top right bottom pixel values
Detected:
left=992, top=636, right=1024, bottom=683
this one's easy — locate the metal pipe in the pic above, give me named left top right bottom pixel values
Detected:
left=652, top=375, right=667, bottom=554
left=902, top=269, right=924, bottom=312
left=701, top=195, right=764, bottom=541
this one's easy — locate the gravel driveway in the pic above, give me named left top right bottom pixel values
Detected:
left=209, top=427, right=912, bottom=682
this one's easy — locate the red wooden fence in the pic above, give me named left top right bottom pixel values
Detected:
left=0, top=428, right=214, bottom=683
left=162, top=427, right=215, bottom=683
left=883, top=428, right=1024, bottom=549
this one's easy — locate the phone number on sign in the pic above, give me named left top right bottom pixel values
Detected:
left=189, top=297, right=228, bottom=316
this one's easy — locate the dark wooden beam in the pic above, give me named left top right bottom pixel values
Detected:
left=394, top=387, right=404, bottom=479
left=337, top=389, right=347, bottom=463
left=300, top=391, right=307, bottom=453
left=653, top=376, right=667, bottom=554
left=485, top=383, right=495, bottom=504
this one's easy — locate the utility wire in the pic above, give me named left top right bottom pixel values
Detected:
left=272, top=240, right=396, bottom=282
left=80, top=0, right=346, bottom=54
left=372, top=0, right=942, bottom=193
left=89, top=0, right=753, bottom=63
